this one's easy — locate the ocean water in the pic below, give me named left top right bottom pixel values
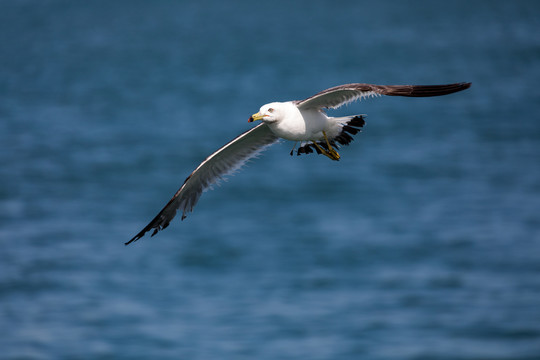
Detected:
left=1, top=1, right=539, bottom=359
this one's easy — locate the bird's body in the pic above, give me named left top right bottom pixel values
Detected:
left=260, top=101, right=341, bottom=142
left=127, top=82, right=471, bottom=244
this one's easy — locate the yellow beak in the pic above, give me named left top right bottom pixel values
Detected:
left=248, top=112, right=265, bottom=123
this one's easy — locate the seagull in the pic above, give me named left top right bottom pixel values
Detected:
left=126, top=82, right=471, bottom=244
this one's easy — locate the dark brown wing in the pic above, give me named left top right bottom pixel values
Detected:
left=295, top=82, right=471, bottom=110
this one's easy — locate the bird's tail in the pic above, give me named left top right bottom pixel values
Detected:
left=294, top=115, right=365, bottom=157
left=331, top=115, right=366, bottom=125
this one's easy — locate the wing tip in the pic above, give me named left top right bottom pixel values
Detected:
left=387, top=81, right=472, bottom=97
left=125, top=230, right=147, bottom=245
left=125, top=225, right=162, bottom=245
left=452, top=82, right=471, bottom=91
left=442, top=81, right=472, bottom=95
left=125, top=235, right=140, bottom=246
left=125, top=217, right=173, bottom=245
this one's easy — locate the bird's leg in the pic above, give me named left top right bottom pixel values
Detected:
left=290, top=141, right=298, bottom=156
left=323, top=131, right=340, bottom=160
left=312, top=142, right=338, bottom=161
left=312, top=132, right=340, bottom=161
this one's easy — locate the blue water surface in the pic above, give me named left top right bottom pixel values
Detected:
left=1, top=1, right=539, bottom=359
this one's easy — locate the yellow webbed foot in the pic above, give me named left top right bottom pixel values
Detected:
left=312, top=141, right=341, bottom=161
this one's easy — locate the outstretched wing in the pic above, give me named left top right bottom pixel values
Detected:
left=127, top=123, right=279, bottom=245
left=295, top=82, right=471, bottom=110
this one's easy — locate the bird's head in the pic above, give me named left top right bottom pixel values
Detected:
left=248, top=102, right=284, bottom=124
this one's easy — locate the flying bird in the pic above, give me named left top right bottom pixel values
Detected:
left=127, top=82, right=471, bottom=244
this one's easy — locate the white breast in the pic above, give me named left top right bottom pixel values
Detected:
left=267, top=102, right=329, bottom=141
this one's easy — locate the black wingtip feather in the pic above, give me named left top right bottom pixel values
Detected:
left=383, top=82, right=472, bottom=97
left=125, top=232, right=143, bottom=245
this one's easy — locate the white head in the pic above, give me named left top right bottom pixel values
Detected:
left=248, top=102, right=288, bottom=124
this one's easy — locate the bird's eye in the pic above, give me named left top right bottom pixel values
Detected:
left=268, top=108, right=274, bottom=113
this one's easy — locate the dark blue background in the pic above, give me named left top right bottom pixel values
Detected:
left=1, top=1, right=539, bottom=359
